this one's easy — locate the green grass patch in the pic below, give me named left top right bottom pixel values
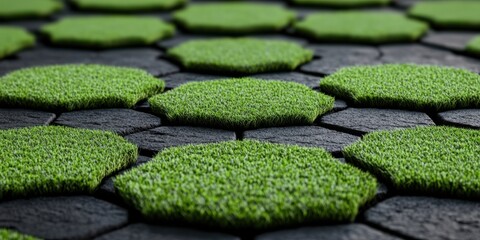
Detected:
left=320, top=64, right=480, bottom=111
left=291, top=0, right=390, bottom=8
left=0, top=126, right=137, bottom=200
left=294, top=11, right=428, bottom=44
left=41, top=16, right=175, bottom=49
left=466, top=35, right=480, bottom=56
left=173, top=3, right=295, bottom=35
left=167, top=38, right=313, bottom=74
left=344, top=126, right=480, bottom=199
left=149, top=78, right=333, bottom=130
left=0, top=0, right=62, bottom=19
left=0, top=229, right=39, bottom=240
left=408, top=1, right=480, bottom=30
left=72, top=0, right=186, bottom=12
left=0, top=26, right=35, bottom=59
left=0, top=64, right=164, bottom=111
left=115, top=140, right=377, bottom=229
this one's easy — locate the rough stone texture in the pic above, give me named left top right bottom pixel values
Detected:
left=309, top=44, right=380, bottom=59
left=255, top=224, right=401, bottom=240
left=437, top=109, right=480, bottom=129
left=0, top=109, right=55, bottom=129
left=301, top=56, right=382, bottom=76
left=244, top=126, right=359, bottom=155
left=55, top=109, right=161, bottom=136
left=365, top=196, right=480, bottom=240
left=422, top=31, right=477, bottom=52
left=125, top=126, right=236, bottom=155
left=95, top=223, right=240, bottom=240
left=333, top=99, right=348, bottom=111
left=251, top=72, right=321, bottom=88
left=162, top=72, right=225, bottom=89
left=0, top=196, right=129, bottom=240
left=319, top=108, right=435, bottom=135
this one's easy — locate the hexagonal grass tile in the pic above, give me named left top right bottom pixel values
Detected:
left=344, top=126, right=480, bottom=199
left=72, top=0, right=186, bottom=12
left=0, top=26, right=35, bottom=60
left=0, top=0, right=62, bottom=20
left=408, top=1, right=480, bottom=30
left=41, top=16, right=175, bottom=49
left=320, top=64, right=480, bottom=112
left=466, top=35, right=480, bottom=56
left=0, top=64, right=164, bottom=111
left=167, top=38, right=313, bottom=74
left=291, top=0, right=391, bottom=8
left=0, top=229, right=39, bottom=240
left=173, top=3, right=295, bottom=35
left=149, top=78, right=334, bottom=130
left=294, top=11, right=428, bottom=44
left=115, top=140, right=377, bottom=229
left=0, top=126, right=137, bottom=200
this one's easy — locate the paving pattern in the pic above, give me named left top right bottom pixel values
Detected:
left=0, top=0, right=479, bottom=239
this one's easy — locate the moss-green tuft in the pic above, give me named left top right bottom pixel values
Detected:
left=149, top=78, right=333, bottom=130
left=41, top=16, right=175, bottom=49
left=291, top=0, right=390, bottom=8
left=408, top=1, right=480, bottom=30
left=466, top=35, right=480, bottom=56
left=0, top=229, right=39, bottom=240
left=0, top=64, right=164, bottom=111
left=0, top=26, right=35, bottom=59
left=294, top=11, right=428, bottom=44
left=0, top=126, right=137, bottom=200
left=167, top=38, right=313, bottom=74
left=320, top=64, right=480, bottom=111
left=0, top=0, right=62, bottom=20
left=173, top=3, right=295, bottom=34
left=72, top=0, right=186, bottom=12
left=344, top=126, right=480, bottom=199
left=115, top=140, right=377, bottom=229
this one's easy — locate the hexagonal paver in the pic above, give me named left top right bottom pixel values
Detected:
left=0, top=0, right=62, bottom=19
left=173, top=3, right=295, bottom=34
left=0, top=109, right=55, bottom=129
left=291, top=0, right=390, bottom=8
left=422, top=31, right=477, bottom=52
left=437, top=109, right=480, bottom=129
left=320, top=64, right=480, bottom=111
left=115, top=140, right=377, bottom=229
left=167, top=38, right=313, bottom=74
left=149, top=78, right=334, bottom=130
left=294, top=12, right=428, bottom=44
left=345, top=126, right=480, bottom=199
left=408, top=1, right=480, bottom=30
left=0, top=64, right=164, bottom=111
left=72, top=0, right=186, bottom=12
left=41, top=16, right=175, bottom=49
left=0, top=26, right=35, bottom=59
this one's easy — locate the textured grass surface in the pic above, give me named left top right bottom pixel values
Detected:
left=466, top=36, right=480, bottom=56
left=149, top=78, right=333, bottom=130
left=0, top=26, right=35, bottom=59
left=0, top=0, right=62, bottom=19
left=0, top=229, right=38, bottom=240
left=115, top=140, right=377, bottom=229
left=167, top=38, right=313, bottom=74
left=408, top=1, right=480, bottom=30
left=320, top=64, right=480, bottom=111
left=173, top=3, right=295, bottom=34
left=291, top=0, right=390, bottom=8
left=294, top=11, right=428, bottom=44
left=0, top=64, right=164, bottom=111
left=41, top=16, right=175, bottom=49
left=344, top=126, right=480, bottom=199
left=72, top=0, right=186, bottom=12
left=0, top=126, right=137, bottom=200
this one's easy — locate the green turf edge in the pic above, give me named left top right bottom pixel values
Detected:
left=0, top=229, right=39, bottom=240
left=0, top=0, right=63, bottom=20
left=466, top=35, right=480, bottom=56
left=0, top=27, right=35, bottom=59
left=291, top=0, right=390, bottom=8
left=72, top=0, right=187, bottom=12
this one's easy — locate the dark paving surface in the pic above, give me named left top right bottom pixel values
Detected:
left=437, top=109, right=480, bottom=129
left=0, top=108, right=55, bottom=129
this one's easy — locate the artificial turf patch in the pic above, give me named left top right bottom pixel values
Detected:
left=72, top=0, right=186, bottom=12
left=167, top=38, right=313, bottom=74
left=408, top=1, right=480, bottom=30
left=173, top=3, right=295, bottom=35
left=149, top=78, right=334, bottom=130
left=294, top=11, right=428, bottom=44
left=0, top=26, right=35, bottom=59
left=0, top=64, right=164, bottom=111
left=320, top=64, right=480, bottom=111
left=41, top=16, right=175, bottom=49
left=291, top=0, right=390, bottom=8
left=0, top=0, right=62, bottom=20
left=344, top=126, right=480, bottom=199
left=466, top=36, right=480, bottom=56
left=0, top=229, right=38, bottom=240
left=0, top=126, right=137, bottom=200
left=115, top=140, right=377, bottom=229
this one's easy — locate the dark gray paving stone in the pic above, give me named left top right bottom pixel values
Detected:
left=251, top=72, right=321, bottom=88
left=244, top=126, right=359, bottom=155
left=162, top=72, right=225, bottom=89
left=0, top=196, right=128, bottom=240
left=255, top=224, right=401, bottom=240
left=0, top=109, right=55, bottom=129
left=95, top=223, right=240, bottom=240
left=309, top=44, right=380, bottom=59
left=333, top=99, right=348, bottom=111
left=365, top=196, right=480, bottom=240
left=3, top=20, right=50, bottom=32
left=102, top=58, right=179, bottom=77
left=125, top=126, right=236, bottom=155
left=421, top=32, right=477, bottom=52
left=55, top=109, right=162, bottom=136
left=437, top=109, right=480, bottom=129
left=301, top=56, right=382, bottom=76
left=319, top=108, right=435, bottom=135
